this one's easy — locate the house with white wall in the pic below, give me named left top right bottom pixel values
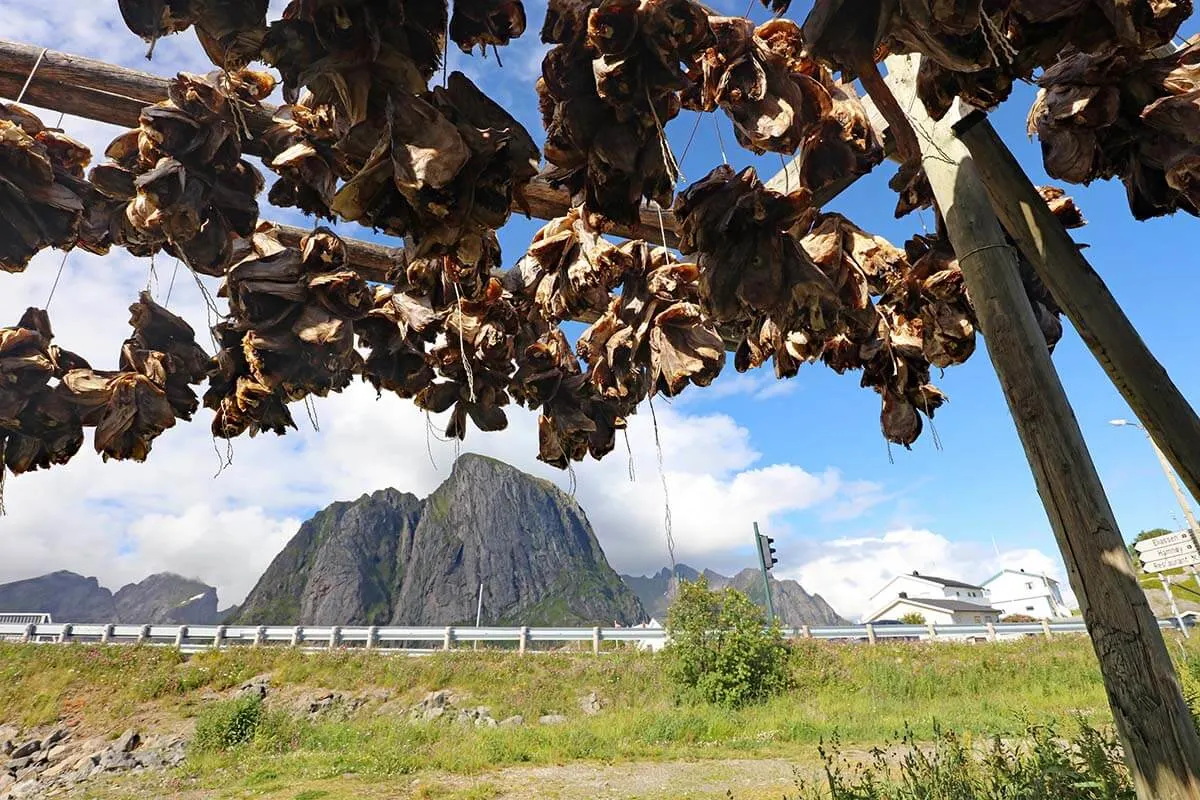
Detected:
left=868, top=596, right=1001, bottom=626
left=863, top=571, right=993, bottom=622
left=982, top=569, right=1072, bottom=619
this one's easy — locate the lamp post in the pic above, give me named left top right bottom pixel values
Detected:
left=1110, top=419, right=1200, bottom=538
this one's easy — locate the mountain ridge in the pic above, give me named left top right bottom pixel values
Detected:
left=0, top=571, right=229, bottom=624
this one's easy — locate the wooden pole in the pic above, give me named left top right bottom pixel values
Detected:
left=887, top=54, right=1200, bottom=800
left=0, top=38, right=678, bottom=246
left=953, top=111, right=1200, bottom=507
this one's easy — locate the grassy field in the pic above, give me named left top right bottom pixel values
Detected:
left=3, top=635, right=1198, bottom=798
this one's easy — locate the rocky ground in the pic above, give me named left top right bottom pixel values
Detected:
left=0, top=672, right=612, bottom=799
left=1, top=725, right=185, bottom=799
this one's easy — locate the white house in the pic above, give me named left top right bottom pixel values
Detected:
left=863, top=571, right=993, bottom=622
left=982, top=569, right=1072, bottom=619
left=868, top=596, right=1001, bottom=626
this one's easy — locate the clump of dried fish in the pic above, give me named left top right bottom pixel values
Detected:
left=0, top=103, right=91, bottom=272
left=0, top=309, right=87, bottom=476
left=207, top=225, right=371, bottom=439
left=90, top=70, right=271, bottom=275
left=118, top=0, right=270, bottom=67
left=451, top=0, right=527, bottom=54
left=538, top=0, right=712, bottom=228
left=1028, top=38, right=1200, bottom=219
left=682, top=16, right=883, bottom=193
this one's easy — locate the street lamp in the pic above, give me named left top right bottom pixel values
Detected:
left=1110, top=419, right=1200, bottom=537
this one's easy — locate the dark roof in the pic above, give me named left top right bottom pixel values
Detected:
left=910, top=571, right=984, bottom=590
left=899, top=598, right=1000, bottom=613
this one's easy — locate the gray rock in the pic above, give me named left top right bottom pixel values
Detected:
left=538, top=714, right=567, bottom=726
left=579, top=692, right=602, bottom=715
left=98, top=750, right=136, bottom=772
left=8, top=742, right=39, bottom=760
left=422, top=706, right=446, bottom=722
left=0, top=773, right=13, bottom=793
left=233, top=455, right=648, bottom=627
left=113, top=730, right=140, bottom=754
left=45, top=745, right=71, bottom=765
left=499, top=715, right=524, bottom=727
left=8, top=778, right=39, bottom=798
left=238, top=674, right=271, bottom=700
left=44, top=728, right=68, bottom=748
left=5, top=755, right=32, bottom=772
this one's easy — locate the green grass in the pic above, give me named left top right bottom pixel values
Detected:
left=3, top=634, right=1199, bottom=796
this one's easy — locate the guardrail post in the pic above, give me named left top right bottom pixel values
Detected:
left=137, top=624, right=150, bottom=645
left=58, top=623, right=73, bottom=644
left=253, top=626, right=265, bottom=647
left=100, top=623, right=114, bottom=644
left=592, top=626, right=602, bottom=656
left=366, top=626, right=378, bottom=650
left=290, top=626, right=302, bottom=648
left=802, top=625, right=812, bottom=639
left=443, top=626, right=454, bottom=651
left=519, top=626, right=529, bottom=655
left=927, top=622, right=937, bottom=640
left=865, top=623, right=876, bottom=645
left=329, top=626, right=341, bottom=650
left=213, top=625, right=226, bottom=650
left=174, top=626, right=188, bottom=649
left=986, top=622, right=997, bottom=642
left=1042, top=619, right=1053, bottom=640
left=21, top=623, right=34, bottom=643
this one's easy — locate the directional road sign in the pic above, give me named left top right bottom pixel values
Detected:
left=1135, top=531, right=1197, bottom=552
left=1142, top=552, right=1200, bottom=574
left=1137, top=541, right=1198, bottom=561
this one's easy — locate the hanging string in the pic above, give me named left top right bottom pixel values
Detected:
left=451, top=282, right=477, bottom=402
left=43, top=250, right=71, bottom=310
left=14, top=48, right=48, bottom=105
left=623, top=428, right=636, bottom=482
left=648, top=393, right=676, bottom=574
left=645, top=87, right=682, bottom=185
left=712, top=116, right=729, bottom=166
left=424, top=410, right=441, bottom=471
left=0, top=469, right=7, bottom=517
left=677, top=113, right=704, bottom=174
left=303, top=395, right=320, bottom=432
left=164, top=260, right=181, bottom=306
left=145, top=252, right=159, bottom=296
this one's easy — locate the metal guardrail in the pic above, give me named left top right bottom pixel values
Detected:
left=0, top=618, right=1185, bottom=654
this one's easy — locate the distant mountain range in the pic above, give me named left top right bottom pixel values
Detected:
left=620, top=564, right=847, bottom=626
left=0, top=571, right=236, bottom=624
left=1, top=455, right=846, bottom=627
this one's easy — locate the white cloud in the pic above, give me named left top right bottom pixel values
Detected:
left=782, top=528, right=1077, bottom=621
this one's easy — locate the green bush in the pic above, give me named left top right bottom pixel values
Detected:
left=192, top=693, right=264, bottom=752
left=661, top=578, right=791, bottom=708
left=898, top=612, right=926, bottom=625
left=784, top=720, right=1133, bottom=800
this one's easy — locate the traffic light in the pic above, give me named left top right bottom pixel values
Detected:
left=756, top=532, right=778, bottom=570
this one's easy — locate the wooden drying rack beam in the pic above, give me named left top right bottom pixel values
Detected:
left=0, top=38, right=891, bottom=282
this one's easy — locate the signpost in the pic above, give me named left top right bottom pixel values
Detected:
left=1136, top=531, right=1200, bottom=638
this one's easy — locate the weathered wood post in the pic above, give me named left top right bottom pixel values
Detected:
left=254, top=626, right=266, bottom=648
left=952, top=111, right=1200, bottom=506
left=100, top=624, right=114, bottom=644
left=865, top=623, right=877, bottom=645
left=1042, top=619, right=1053, bottom=641
left=213, top=625, right=226, bottom=650
left=290, top=626, right=302, bottom=648
left=519, top=626, right=529, bottom=655
left=887, top=54, right=1200, bottom=800
left=329, top=626, right=341, bottom=650
left=986, top=622, right=997, bottom=643
left=592, top=627, right=602, bottom=656
left=443, top=626, right=454, bottom=652
left=174, top=626, right=187, bottom=649
left=366, top=626, right=378, bottom=651
left=926, top=622, right=937, bottom=640
left=21, top=623, right=33, bottom=643
left=801, top=624, right=812, bottom=639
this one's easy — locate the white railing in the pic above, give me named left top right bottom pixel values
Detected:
left=0, top=618, right=1185, bottom=654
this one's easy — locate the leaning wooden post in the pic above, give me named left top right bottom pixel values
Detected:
left=953, top=111, right=1200, bottom=506
left=886, top=54, right=1200, bottom=800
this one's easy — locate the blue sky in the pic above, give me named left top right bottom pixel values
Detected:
left=0, top=0, right=1195, bottom=619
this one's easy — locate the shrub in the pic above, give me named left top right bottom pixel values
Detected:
left=661, top=578, right=791, bottom=708
left=192, top=693, right=264, bottom=752
left=898, top=612, right=926, bottom=625
left=783, top=720, right=1133, bottom=800
left=1001, top=614, right=1039, bottom=623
